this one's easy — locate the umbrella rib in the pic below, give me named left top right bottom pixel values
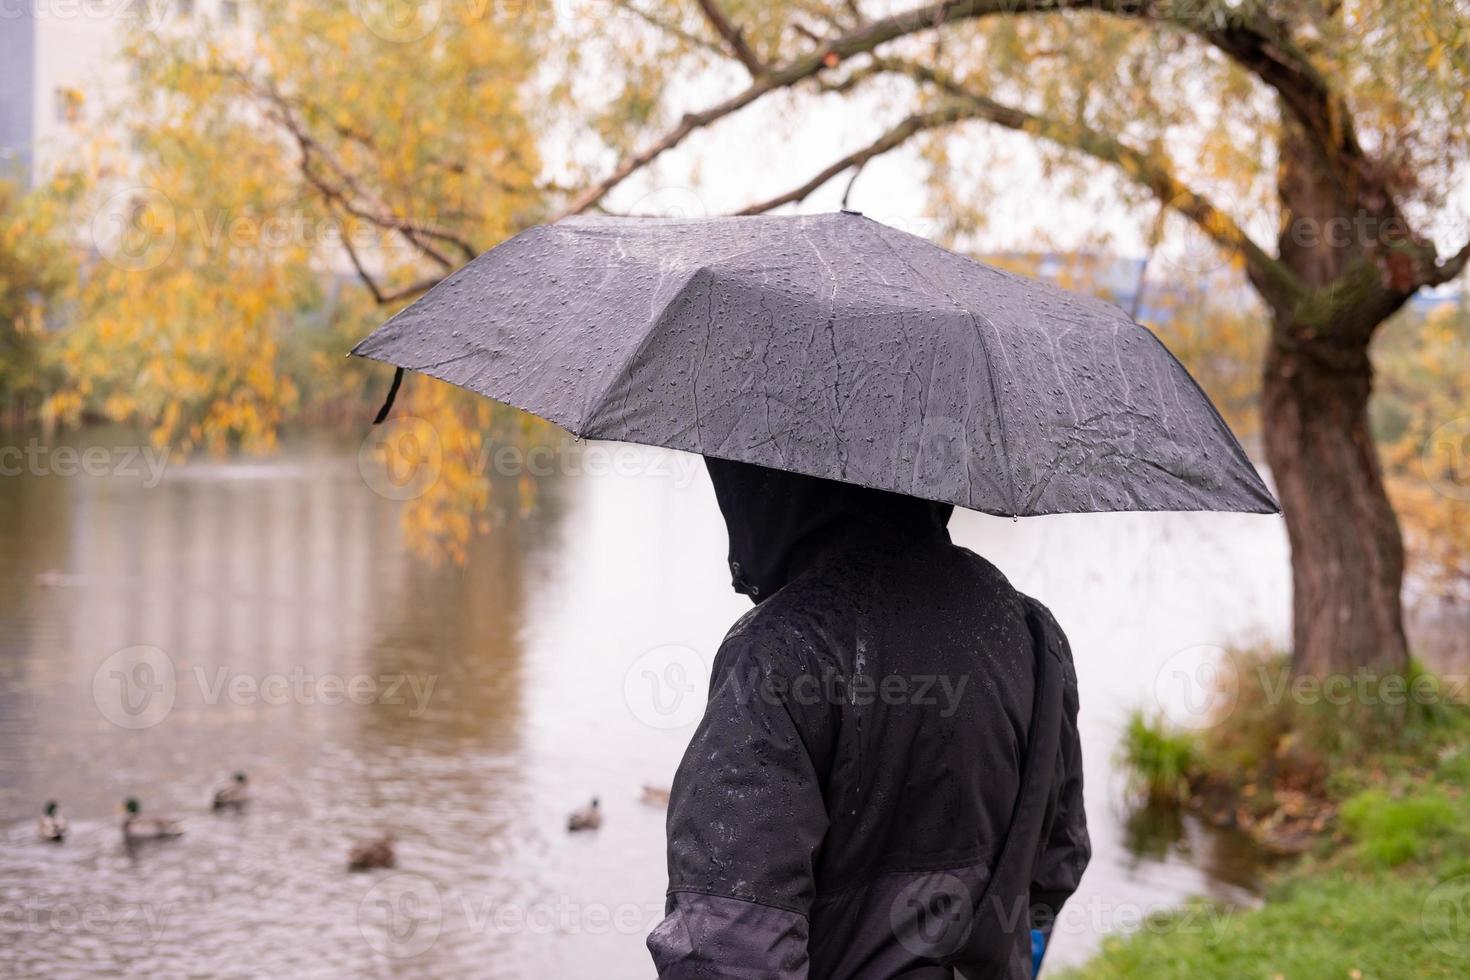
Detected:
left=865, top=221, right=1017, bottom=514
left=583, top=264, right=713, bottom=438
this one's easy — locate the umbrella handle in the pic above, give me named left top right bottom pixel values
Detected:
left=372, top=366, right=405, bottom=425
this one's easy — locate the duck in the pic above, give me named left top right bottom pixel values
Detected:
left=567, top=797, right=602, bottom=832
left=39, top=801, right=67, bottom=842
left=121, top=798, right=184, bottom=841
left=640, top=785, right=671, bottom=807
left=212, top=771, right=250, bottom=810
left=347, top=835, right=396, bottom=871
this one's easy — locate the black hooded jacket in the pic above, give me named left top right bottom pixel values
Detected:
left=647, top=459, right=1089, bottom=979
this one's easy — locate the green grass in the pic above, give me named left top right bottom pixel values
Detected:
left=1073, top=653, right=1470, bottom=978
left=1119, top=711, right=1200, bottom=806
left=1339, top=788, right=1461, bottom=868
left=1055, top=870, right=1470, bottom=979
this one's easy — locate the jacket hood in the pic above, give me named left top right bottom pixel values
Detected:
left=705, top=457, right=953, bottom=602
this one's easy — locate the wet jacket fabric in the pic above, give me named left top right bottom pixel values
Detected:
left=648, top=460, right=1089, bottom=979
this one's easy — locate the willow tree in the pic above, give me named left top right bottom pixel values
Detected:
left=565, top=0, right=1470, bottom=676
left=52, top=0, right=550, bottom=559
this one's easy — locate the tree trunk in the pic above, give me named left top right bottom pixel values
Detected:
left=1261, top=333, right=1409, bottom=676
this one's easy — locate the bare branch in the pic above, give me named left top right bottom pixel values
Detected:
left=790, top=21, right=825, bottom=45
left=739, top=59, right=1305, bottom=309
left=223, top=67, right=481, bottom=266
left=559, top=0, right=1031, bottom=217
left=611, top=1, right=724, bottom=55
left=333, top=210, right=443, bottom=306
left=1425, top=238, right=1470, bottom=286
left=737, top=104, right=976, bottom=214
left=695, top=0, right=765, bottom=75
left=576, top=0, right=1381, bottom=234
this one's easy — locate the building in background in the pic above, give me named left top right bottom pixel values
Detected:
left=0, top=2, right=131, bottom=186
left=1, top=1, right=244, bottom=187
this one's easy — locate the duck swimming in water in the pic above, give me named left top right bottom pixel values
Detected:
left=567, top=797, right=602, bottom=832
left=39, top=801, right=67, bottom=842
left=121, top=798, right=184, bottom=841
left=640, top=785, right=671, bottom=807
left=212, top=772, right=250, bottom=810
left=347, top=835, right=396, bottom=871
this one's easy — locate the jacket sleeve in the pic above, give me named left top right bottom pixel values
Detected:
left=647, top=621, right=832, bottom=979
left=1027, top=602, right=1091, bottom=926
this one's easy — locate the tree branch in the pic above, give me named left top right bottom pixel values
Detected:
left=611, top=1, right=724, bottom=55
left=574, top=0, right=1385, bottom=240
left=748, top=57, right=1306, bottom=309
left=1425, top=238, right=1470, bottom=286
left=333, top=209, right=444, bottom=307
left=737, top=104, right=978, bottom=214
left=559, top=0, right=1076, bottom=218
left=695, top=0, right=765, bottom=75
left=227, top=68, right=481, bottom=266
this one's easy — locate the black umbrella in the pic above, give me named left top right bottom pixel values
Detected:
left=352, top=211, right=1276, bottom=516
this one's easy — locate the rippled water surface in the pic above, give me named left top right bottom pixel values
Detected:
left=1, top=430, right=1295, bottom=977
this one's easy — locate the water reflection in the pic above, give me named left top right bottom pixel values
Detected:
left=1, top=430, right=1295, bottom=976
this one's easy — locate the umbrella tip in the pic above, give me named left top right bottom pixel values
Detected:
left=840, top=208, right=863, bottom=217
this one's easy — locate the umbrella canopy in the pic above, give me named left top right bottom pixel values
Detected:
left=351, top=211, right=1277, bottom=516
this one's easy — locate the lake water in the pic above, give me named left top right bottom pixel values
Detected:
left=0, top=428, right=1296, bottom=977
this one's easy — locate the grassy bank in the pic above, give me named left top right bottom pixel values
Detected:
left=1061, top=651, right=1470, bottom=979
